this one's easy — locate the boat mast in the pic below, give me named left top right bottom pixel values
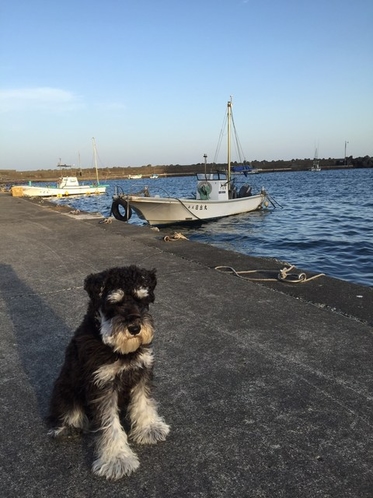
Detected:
left=227, top=98, right=232, bottom=186
left=92, top=137, right=99, bottom=185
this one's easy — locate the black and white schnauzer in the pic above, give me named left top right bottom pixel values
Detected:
left=48, top=265, right=170, bottom=480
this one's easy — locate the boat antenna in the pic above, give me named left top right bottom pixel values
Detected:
left=203, top=153, right=208, bottom=179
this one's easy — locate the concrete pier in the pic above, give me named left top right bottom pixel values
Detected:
left=1, top=193, right=372, bottom=498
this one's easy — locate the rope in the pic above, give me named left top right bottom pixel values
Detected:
left=99, top=217, right=113, bottom=224
left=163, top=232, right=189, bottom=242
left=174, top=197, right=203, bottom=221
left=215, top=265, right=325, bottom=284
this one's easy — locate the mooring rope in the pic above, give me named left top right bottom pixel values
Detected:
left=215, top=265, right=325, bottom=283
left=163, top=232, right=189, bottom=242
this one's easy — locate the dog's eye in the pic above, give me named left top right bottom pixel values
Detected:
left=134, top=287, right=149, bottom=299
left=107, top=289, right=125, bottom=303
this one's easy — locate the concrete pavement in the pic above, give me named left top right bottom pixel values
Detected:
left=0, top=193, right=372, bottom=497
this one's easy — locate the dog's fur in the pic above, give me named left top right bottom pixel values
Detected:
left=48, top=265, right=169, bottom=480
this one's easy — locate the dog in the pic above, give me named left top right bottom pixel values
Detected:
left=48, top=265, right=170, bottom=480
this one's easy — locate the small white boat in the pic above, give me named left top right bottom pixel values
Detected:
left=111, top=99, right=269, bottom=226
left=128, top=174, right=143, bottom=179
left=310, top=162, right=321, bottom=172
left=12, top=138, right=108, bottom=197
left=310, top=147, right=321, bottom=171
left=14, top=176, right=107, bottom=197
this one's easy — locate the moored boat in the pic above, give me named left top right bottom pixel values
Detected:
left=111, top=98, right=270, bottom=226
left=12, top=138, right=108, bottom=197
left=310, top=147, right=321, bottom=171
left=13, top=176, right=107, bottom=197
left=310, top=162, right=321, bottom=172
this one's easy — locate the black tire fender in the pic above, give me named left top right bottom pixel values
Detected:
left=111, top=198, right=132, bottom=222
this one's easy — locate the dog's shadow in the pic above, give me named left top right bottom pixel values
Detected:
left=0, top=263, right=96, bottom=465
left=0, top=264, right=75, bottom=413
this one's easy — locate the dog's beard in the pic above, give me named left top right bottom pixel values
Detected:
left=99, top=312, right=154, bottom=354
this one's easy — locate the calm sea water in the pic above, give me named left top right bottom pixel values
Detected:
left=51, top=168, right=373, bottom=288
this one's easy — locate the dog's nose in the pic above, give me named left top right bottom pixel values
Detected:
left=128, top=323, right=141, bottom=335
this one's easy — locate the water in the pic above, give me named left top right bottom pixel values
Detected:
left=51, top=168, right=373, bottom=288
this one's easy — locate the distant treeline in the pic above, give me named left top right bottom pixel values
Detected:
left=1, top=155, right=372, bottom=183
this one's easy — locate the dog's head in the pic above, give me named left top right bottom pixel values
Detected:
left=84, top=265, right=157, bottom=355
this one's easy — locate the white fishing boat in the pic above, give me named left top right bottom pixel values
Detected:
left=111, top=99, right=269, bottom=226
left=14, top=176, right=107, bottom=197
left=310, top=162, right=321, bottom=172
left=310, top=147, right=321, bottom=171
left=12, top=138, right=108, bottom=197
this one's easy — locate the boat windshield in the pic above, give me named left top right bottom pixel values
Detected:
left=196, top=172, right=227, bottom=181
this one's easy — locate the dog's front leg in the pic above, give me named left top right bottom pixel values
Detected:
left=128, top=378, right=170, bottom=445
left=92, top=389, right=139, bottom=480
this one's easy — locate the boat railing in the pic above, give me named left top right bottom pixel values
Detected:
left=113, top=183, right=184, bottom=200
left=113, top=183, right=150, bottom=198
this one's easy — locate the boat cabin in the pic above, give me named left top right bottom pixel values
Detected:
left=196, top=173, right=228, bottom=201
left=58, top=176, right=80, bottom=188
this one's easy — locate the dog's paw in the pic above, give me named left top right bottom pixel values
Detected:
left=48, top=426, right=65, bottom=438
left=130, top=419, right=170, bottom=445
left=47, top=425, right=83, bottom=438
left=92, top=451, right=140, bottom=480
left=48, top=426, right=83, bottom=439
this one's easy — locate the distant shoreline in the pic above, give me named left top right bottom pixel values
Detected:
left=0, top=156, right=371, bottom=184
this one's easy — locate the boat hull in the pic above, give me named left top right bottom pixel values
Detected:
left=127, top=193, right=265, bottom=226
left=14, top=185, right=107, bottom=197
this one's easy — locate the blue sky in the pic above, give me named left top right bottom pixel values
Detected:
left=1, top=0, right=372, bottom=171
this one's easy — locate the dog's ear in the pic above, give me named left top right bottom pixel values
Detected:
left=147, top=268, right=157, bottom=291
left=144, top=268, right=157, bottom=303
left=84, top=271, right=107, bottom=302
